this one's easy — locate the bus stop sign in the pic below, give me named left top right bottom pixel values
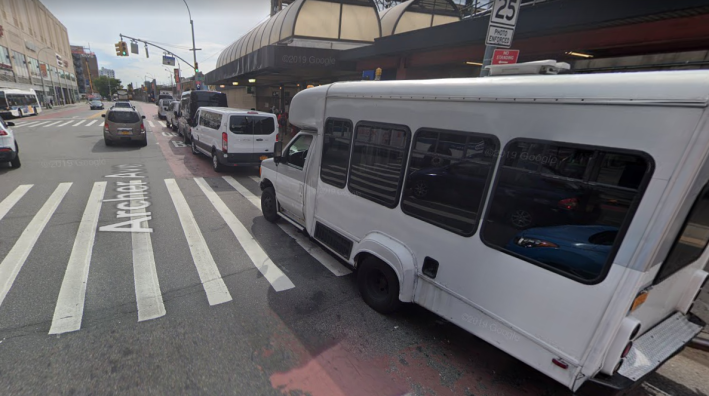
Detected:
left=486, top=0, right=522, bottom=48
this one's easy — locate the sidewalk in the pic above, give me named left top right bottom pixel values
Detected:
left=40, top=102, right=83, bottom=115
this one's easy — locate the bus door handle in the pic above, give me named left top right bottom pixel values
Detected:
left=256, top=138, right=264, bottom=141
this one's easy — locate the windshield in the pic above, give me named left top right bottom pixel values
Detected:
left=114, top=102, right=131, bottom=108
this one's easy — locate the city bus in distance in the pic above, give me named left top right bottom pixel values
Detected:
left=0, top=88, right=42, bottom=118
left=258, top=66, right=709, bottom=394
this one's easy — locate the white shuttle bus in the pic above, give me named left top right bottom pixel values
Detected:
left=257, top=66, right=709, bottom=394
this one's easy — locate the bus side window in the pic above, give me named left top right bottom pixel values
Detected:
left=347, top=122, right=410, bottom=208
left=321, top=118, right=353, bottom=188
left=401, top=129, right=498, bottom=236
left=481, top=139, right=652, bottom=283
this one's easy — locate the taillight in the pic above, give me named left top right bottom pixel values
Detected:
left=222, top=132, right=228, bottom=152
left=0, top=129, right=6, bottom=136
left=275, top=133, right=279, bottom=142
left=558, top=197, right=578, bottom=210
left=140, top=123, right=146, bottom=133
left=514, top=237, right=558, bottom=248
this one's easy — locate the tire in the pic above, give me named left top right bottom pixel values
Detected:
left=261, top=187, right=279, bottom=223
left=212, top=151, right=225, bottom=172
left=10, top=144, right=21, bottom=168
left=191, top=139, right=200, bottom=155
left=139, top=138, right=148, bottom=147
left=508, top=208, right=534, bottom=229
left=104, top=138, right=113, bottom=146
left=357, top=256, right=401, bottom=314
left=411, top=180, right=429, bottom=198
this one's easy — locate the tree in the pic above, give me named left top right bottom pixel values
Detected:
left=92, top=76, right=123, bottom=98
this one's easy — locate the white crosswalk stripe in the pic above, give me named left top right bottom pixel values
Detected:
left=85, top=120, right=98, bottom=127
left=49, top=182, right=106, bottom=334
left=42, top=121, right=62, bottom=127
left=147, top=121, right=154, bottom=127
left=0, top=183, right=72, bottom=309
left=222, top=176, right=351, bottom=277
left=195, top=177, right=295, bottom=291
left=158, top=121, right=166, bottom=128
left=13, top=121, right=41, bottom=128
left=58, top=120, right=74, bottom=127
left=0, top=175, right=354, bottom=334
left=165, top=178, right=233, bottom=305
left=73, top=120, right=86, bottom=127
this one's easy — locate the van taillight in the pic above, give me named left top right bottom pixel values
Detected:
left=222, top=132, right=228, bottom=152
left=0, top=129, right=6, bottom=136
left=558, top=197, right=578, bottom=210
left=276, top=133, right=279, bottom=142
left=621, top=341, right=633, bottom=358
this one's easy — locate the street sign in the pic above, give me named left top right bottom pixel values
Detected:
left=486, top=0, right=522, bottom=48
left=162, top=56, right=175, bottom=66
left=492, top=49, right=520, bottom=65
left=130, top=42, right=139, bottom=55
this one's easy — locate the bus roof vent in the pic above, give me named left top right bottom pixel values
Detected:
left=485, top=60, right=571, bottom=76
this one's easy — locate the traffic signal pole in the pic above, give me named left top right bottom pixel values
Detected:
left=118, top=34, right=196, bottom=71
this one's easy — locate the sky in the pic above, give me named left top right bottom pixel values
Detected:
left=43, top=0, right=272, bottom=88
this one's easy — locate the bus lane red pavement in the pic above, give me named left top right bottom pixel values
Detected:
left=32, top=105, right=87, bottom=120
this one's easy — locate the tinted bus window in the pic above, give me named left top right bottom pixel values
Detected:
left=402, top=129, right=498, bottom=236
left=482, top=140, right=651, bottom=282
left=321, top=119, right=353, bottom=188
left=194, top=91, right=227, bottom=107
left=656, top=182, right=709, bottom=284
left=348, top=122, right=410, bottom=208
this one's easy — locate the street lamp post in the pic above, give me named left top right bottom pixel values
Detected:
left=182, top=0, right=198, bottom=74
left=36, top=47, right=55, bottom=107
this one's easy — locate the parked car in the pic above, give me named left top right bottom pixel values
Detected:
left=111, top=101, right=134, bottom=110
left=0, top=116, right=19, bottom=168
left=157, top=98, right=172, bottom=120
left=102, top=108, right=147, bottom=147
left=89, top=100, right=104, bottom=110
left=190, top=107, right=277, bottom=172
left=165, top=100, right=180, bottom=131
left=177, top=90, right=227, bottom=144
left=505, top=225, right=618, bottom=280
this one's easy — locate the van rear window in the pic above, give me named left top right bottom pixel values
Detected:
left=228, top=116, right=274, bottom=135
left=108, top=111, right=140, bottom=123
left=481, top=140, right=652, bottom=283
left=656, top=182, right=709, bottom=284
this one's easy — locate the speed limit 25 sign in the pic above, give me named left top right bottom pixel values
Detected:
left=486, top=0, right=521, bottom=48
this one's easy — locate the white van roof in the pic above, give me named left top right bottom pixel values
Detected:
left=289, top=70, right=709, bottom=128
left=198, top=107, right=276, bottom=116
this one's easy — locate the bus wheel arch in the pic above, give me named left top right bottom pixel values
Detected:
left=353, top=234, right=417, bottom=304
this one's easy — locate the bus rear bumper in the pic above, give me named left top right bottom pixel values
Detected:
left=577, top=312, right=704, bottom=396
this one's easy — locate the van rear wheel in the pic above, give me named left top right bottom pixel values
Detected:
left=261, top=187, right=279, bottom=223
left=358, top=256, right=401, bottom=314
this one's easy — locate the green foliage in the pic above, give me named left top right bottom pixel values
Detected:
left=92, top=76, right=123, bottom=98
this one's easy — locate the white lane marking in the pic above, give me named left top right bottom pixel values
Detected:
left=49, top=182, right=106, bottom=334
left=164, top=179, right=232, bottom=305
left=85, top=120, right=97, bottom=127
left=73, top=120, right=86, bottom=127
left=13, top=121, right=40, bottom=128
left=223, top=176, right=351, bottom=277
left=130, top=180, right=166, bottom=322
left=42, top=121, right=62, bottom=127
left=99, top=122, right=104, bottom=127
left=249, top=176, right=261, bottom=184
left=196, top=177, right=295, bottom=291
left=158, top=121, right=166, bottom=128
left=27, top=121, right=50, bottom=127
left=58, top=120, right=74, bottom=127
left=171, top=141, right=188, bottom=148
left=0, top=185, right=33, bottom=222
left=147, top=121, right=154, bottom=127
left=0, top=183, right=72, bottom=309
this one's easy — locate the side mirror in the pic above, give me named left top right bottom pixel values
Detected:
left=273, top=141, right=283, bottom=164
left=6, top=122, right=14, bottom=127
left=101, top=114, right=105, bottom=118
left=142, top=115, right=146, bottom=119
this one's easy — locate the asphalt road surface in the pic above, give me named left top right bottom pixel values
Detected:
left=0, top=102, right=707, bottom=396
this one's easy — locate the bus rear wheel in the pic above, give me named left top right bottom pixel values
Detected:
left=357, top=256, right=401, bottom=314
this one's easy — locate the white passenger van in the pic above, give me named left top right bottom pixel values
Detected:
left=190, top=107, right=278, bottom=172
left=258, top=68, right=709, bottom=393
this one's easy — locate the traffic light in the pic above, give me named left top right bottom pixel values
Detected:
left=194, top=62, right=199, bottom=74
left=120, top=41, right=128, bottom=57
left=115, top=41, right=122, bottom=56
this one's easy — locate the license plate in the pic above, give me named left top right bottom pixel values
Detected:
left=118, top=130, right=132, bottom=135
left=260, top=155, right=268, bottom=160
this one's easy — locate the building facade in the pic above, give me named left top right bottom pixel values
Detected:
left=99, top=67, right=114, bottom=79
left=0, top=0, right=79, bottom=105
left=71, top=45, right=98, bottom=95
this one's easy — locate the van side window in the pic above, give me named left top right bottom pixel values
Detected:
left=197, top=111, right=207, bottom=128
left=348, top=122, right=410, bottom=208
left=212, top=113, right=223, bottom=130
left=656, top=182, right=709, bottom=284
left=402, top=129, right=498, bottom=236
left=321, top=118, right=353, bottom=188
left=481, top=140, right=651, bottom=283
